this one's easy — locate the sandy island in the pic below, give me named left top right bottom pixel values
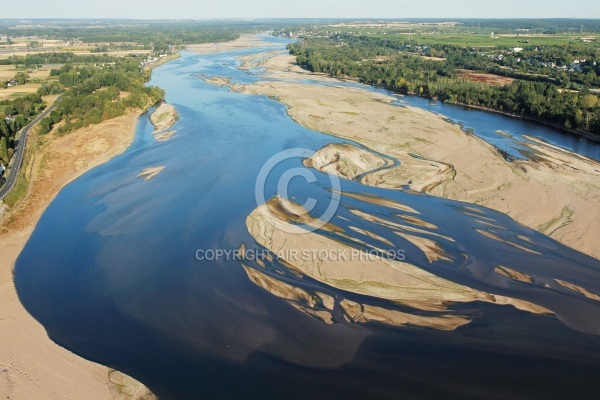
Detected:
left=227, top=44, right=600, bottom=330
left=237, top=52, right=600, bottom=260
left=186, top=37, right=600, bottom=331
left=185, top=34, right=281, bottom=55
left=0, top=111, right=155, bottom=399
left=244, top=196, right=552, bottom=331
left=149, top=102, right=178, bottom=133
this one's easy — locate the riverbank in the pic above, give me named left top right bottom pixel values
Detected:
left=441, top=102, right=600, bottom=144
left=142, top=52, right=180, bottom=73
left=0, top=112, right=155, bottom=400
left=238, top=52, right=600, bottom=260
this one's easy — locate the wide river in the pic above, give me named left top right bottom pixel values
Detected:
left=15, top=36, right=600, bottom=399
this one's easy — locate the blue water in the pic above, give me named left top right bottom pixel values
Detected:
left=394, top=95, right=600, bottom=161
left=14, top=36, right=600, bottom=399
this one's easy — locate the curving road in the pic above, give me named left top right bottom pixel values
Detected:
left=0, top=95, right=61, bottom=201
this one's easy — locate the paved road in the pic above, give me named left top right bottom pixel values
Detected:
left=0, top=96, right=61, bottom=201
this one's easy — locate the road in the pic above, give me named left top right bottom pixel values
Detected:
left=0, top=95, right=61, bottom=201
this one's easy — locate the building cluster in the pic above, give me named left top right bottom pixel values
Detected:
left=402, top=44, right=430, bottom=52
left=524, top=57, right=593, bottom=72
left=479, top=51, right=596, bottom=73
left=140, top=53, right=169, bottom=70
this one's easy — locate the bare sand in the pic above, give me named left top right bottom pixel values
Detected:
left=239, top=53, right=600, bottom=259
left=0, top=112, right=154, bottom=399
left=245, top=197, right=552, bottom=330
left=251, top=51, right=344, bottom=83
left=186, top=34, right=281, bottom=55
left=149, top=102, right=178, bottom=133
left=138, top=166, right=165, bottom=181
left=229, top=45, right=599, bottom=331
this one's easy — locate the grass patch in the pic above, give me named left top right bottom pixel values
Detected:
left=2, top=128, right=42, bottom=209
left=538, top=206, right=574, bottom=235
left=3, top=173, right=28, bottom=208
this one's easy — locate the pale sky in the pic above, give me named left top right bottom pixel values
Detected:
left=3, top=0, right=600, bottom=19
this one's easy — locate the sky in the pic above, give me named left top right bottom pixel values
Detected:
left=3, top=0, right=600, bottom=19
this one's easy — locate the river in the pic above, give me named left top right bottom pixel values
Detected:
left=14, top=35, right=600, bottom=399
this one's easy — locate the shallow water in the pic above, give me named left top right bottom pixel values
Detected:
left=15, top=36, right=600, bottom=399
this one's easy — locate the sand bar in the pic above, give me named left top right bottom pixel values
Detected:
left=239, top=52, right=600, bottom=259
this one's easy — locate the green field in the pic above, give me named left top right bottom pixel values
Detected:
left=377, top=33, right=599, bottom=48
left=317, top=23, right=599, bottom=48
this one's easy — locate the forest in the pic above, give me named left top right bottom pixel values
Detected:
left=0, top=52, right=117, bottom=67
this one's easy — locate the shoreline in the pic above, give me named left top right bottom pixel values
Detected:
left=0, top=111, right=154, bottom=399
left=294, top=66, right=600, bottom=143
left=0, top=33, right=199, bottom=398
left=432, top=99, right=600, bottom=144
left=185, top=33, right=280, bottom=56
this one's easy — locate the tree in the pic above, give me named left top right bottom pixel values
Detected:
left=582, top=95, right=598, bottom=128
left=50, top=110, right=62, bottom=124
left=582, top=94, right=598, bottom=109
left=13, top=72, right=28, bottom=85
left=38, top=117, right=53, bottom=135
left=0, top=137, right=8, bottom=163
left=87, top=108, right=102, bottom=125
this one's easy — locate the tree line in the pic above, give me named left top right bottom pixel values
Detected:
left=0, top=52, right=116, bottom=67
left=289, top=40, right=600, bottom=135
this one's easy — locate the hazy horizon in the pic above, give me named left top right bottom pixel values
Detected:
left=2, top=0, right=599, bottom=20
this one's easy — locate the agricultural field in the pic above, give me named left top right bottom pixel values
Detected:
left=378, top=32, right=599, bottom=48
left=0, top=83, right=40, bottom=100
left=0, top=42, right=152, bottom=59
left=456, top=70, right=515, bottom=85
left=308, top=23, right=600, bottom=48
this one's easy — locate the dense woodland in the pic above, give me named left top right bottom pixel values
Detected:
left=288, top=38, right=600, bottom=135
